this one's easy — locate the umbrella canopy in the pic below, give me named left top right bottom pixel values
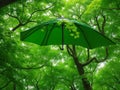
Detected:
left=20, top=18, right=115, bottom=49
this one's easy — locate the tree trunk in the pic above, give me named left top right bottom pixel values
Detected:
left=66, top=45, right=92, bottom=90
left=73, top=56, right=92, bottom=90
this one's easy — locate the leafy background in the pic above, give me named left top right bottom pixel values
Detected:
left=0, top=0, right=120, bottom=90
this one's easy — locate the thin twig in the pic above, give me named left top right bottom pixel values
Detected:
left=15, top=64, right=45, bottom=70
left=94, top=15, right=101, bottom=32
left=101, top=12, right=106, bottom=35
left=7, top=3, right=54, bottom=31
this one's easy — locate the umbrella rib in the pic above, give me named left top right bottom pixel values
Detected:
left=78, top=25, right=92, bottom=49
left=41, top=23, right=56, bottom=45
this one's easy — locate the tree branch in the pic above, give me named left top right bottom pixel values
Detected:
left=27, top=4, right=54, bottom=22
left=83, top=57, right=96, bottom=67
left=15, top=64, right=45, bottom=70
left=7, top=13, right=21, bottom=23
left=66, top=45, right=74, bottom=57
left=7, top=3, right=54, bottom=31
left=94, top=11, right=107, bottom=34
left=83, top=48, right=109, bottom=67
left=0, top=80, right=12, bottom=89
left=94, top=15, right=101, bottom=32
left=72, top=45, right=76, bottom=55
left=101, top=12, right=106, bottom=35
left=7, top=13, right=23, bottom=31
left=12, top=23, right=22, bottom=31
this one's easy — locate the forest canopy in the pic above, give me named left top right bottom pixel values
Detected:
left=0, top=0, right=120, bottom=90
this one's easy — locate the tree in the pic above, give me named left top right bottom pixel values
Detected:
left=94, top=58, right=120, bottom=90
left=0, top=0, right=119, bottom=90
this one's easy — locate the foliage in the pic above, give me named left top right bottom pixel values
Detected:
left=0, top=0, right=120, bottom=90
left=94, top=59, right=120, bottom=90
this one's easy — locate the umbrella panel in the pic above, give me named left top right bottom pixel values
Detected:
left=76, top=24, right=115, bottom=48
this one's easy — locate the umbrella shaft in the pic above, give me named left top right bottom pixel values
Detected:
left=62, top=23, right=64, bottom=50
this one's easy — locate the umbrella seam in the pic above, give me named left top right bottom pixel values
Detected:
left=41, top=24, right=56, bottom=45
left=77, top=24, right=92, bottom=49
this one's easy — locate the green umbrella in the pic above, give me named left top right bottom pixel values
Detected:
left=20, top=18, right=115, bottom=49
